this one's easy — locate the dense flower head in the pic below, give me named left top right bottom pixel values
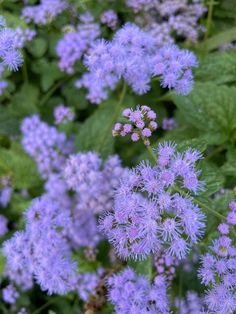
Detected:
left=54, top=104, right=74, bottom=124
left=22, top=0, right=68, bottom=25
left=56, top=13, right=100, bottom=73
left=100, top=10, right=118, bottom=30
left=175, top=291, right=205, bottom=314
left=75, top=268, right=104, bottom=301
left=76, top=23, right=198, bottom=104
left=0, top=17, right=23, bottom=72
left=127, top=0, right=206, bottom=46
left=64, top=152, right=128, bottom=214
left=14, top=27, right=36, bottom=49
left=154, top=250, right=179, bottom=282
left=2, top=284, right=19, bottom=304
left=113, top=105, right=158, bottom=146
left=3, top=196, right=77, bottom=295
left=198, top=202, right=236, bottom=314
left=107, top=267, right=170, bottom=313
left=21, top=115, right=73, bottom=178
left=100, top=141, right=205, bottom=260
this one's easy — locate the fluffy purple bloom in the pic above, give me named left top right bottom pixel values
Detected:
left=0, top=18, right=23, bottom=72
left=54, top=104, right=74, bottom=124
left=101, top=10, right=118, bottom=30
left=0, top=186, right=12, bottom=208
left=175, top=291, right=205, bottom=314
left=154, top=250, right=179, bottom=282
left=100, top=142, right=205, bottom=260
left=3, top=197, right=77, bottom=295
left=199, top=203, right=236, bottom=314
left=0, top=214, right=8, bottom=236
left=56, top=13, right=100, bottom=73
left=21, top=115, right=73, bottom=178
left=128, top=0, right=206, bottom=46
left=75, top=268, right=104, bottom=301
left=2, top=284, right=19, bottom=304
left=77, top=23, right=197, bottom=104
left=14, top=27, right=36, bottom=49
left=22, top=0, right=68, bottom=25
left=113, top=105, right=158, bottom=145
left=107, top=267, right=170, bottom=313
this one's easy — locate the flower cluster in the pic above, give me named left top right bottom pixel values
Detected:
left=76, top=23, right=198, bottom=104
left=14, top=27, right=36, bottom=49
left=22, top=0, right=68, bottom=25
left=3, top=197, right=77, bottom=295
left=198, top=201, right=236, bottom=314
left=127, top=0, right=206, bottom=46
left=174, top=291, right=205, bottom=314
left=107, top=267, right=170, bottom=313
left=154, top=250, right=178, bottom=282
left=21, top=115, right=73, bottom=178
left=2, top=284, right=19, bottom=304
left=64, top=153, right=128, bottom=214
left=100, top=142, right=205, bottom=260
left=100, top=10, right=118, bottom=30
left=0, top=18, right=23, bottom=72
left=112, top=105, right=157, bottom=146
left=54, top=104, right=74, bottom=124
left=56, top=12, right=100, bottom=73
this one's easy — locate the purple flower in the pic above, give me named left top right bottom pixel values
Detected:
left=56, top=13, right=100, bottom=74
left=107, top=267, right=170, bottom=313
left=0, top=214, right=8, bottom=236
left=54, top=104, right=74, bottom=124
left=22, top=0, right=68, bottom=25
left=101, top=10, right=118, bottom=30
left=113, top=105, right=158, bottom=145
left=77, top=23, right=198, bottom=104
left=100, top=141, right=205, bottom=260
left=2, top=284, right=19, bottom=304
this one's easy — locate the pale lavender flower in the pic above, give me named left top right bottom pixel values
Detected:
left=101, top=10, right=118, bottom=30
left=100, top=142, right=205, bottom=260
left=54, top=104, right=74, bottom=124
left=2, top=284, right=19, bottom=304
left=0, top=214, right=8, bottom=236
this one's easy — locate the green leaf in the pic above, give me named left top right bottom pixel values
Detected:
left=27, top=38, right=47, bottom=58
left=75, top=95, right=132, bottom=158
left=128, top=256, right=153, bottom=279
left=0, top=143, right=42, bottom=189
left=221, top=149, right=236, bottom=177
left=195, top=51, right=236, bottom=85
left=0, top=110, right=20, bottom=136
left=11, top=83, right=39, bottom=116
left=198, top=27, right=236, bottom=52
left=171, top=83, right=236, bottom=141
left=73, top=251, right=100, bottom=273
left=199, top=161, right=225, bottom=197
left=0, top=252, right=5, bottom=276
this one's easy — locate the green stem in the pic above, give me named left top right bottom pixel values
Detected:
left=32, top=297, right=60, bottom=314
left=145, top=144, right=226, bottom=221
left=204, top=0, right=216, bottom=41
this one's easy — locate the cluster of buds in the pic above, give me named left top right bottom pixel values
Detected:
left=112, top=105, right=157, bottom=146
left=54, top=104, right=74, bottom=125
left=154, top=251, right=179, bottom=282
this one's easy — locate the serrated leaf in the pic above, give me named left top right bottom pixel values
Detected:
left=221, top=149, right=236, bottom=177
left=75, top=95, right=132, bottom=158
left=199, top=161, right=225, bottom=197
left=0, top=143, right=42, bottom=189
left=195, top=51, right=236, bottom=85
left=171, top=83, right=236, bottom=140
